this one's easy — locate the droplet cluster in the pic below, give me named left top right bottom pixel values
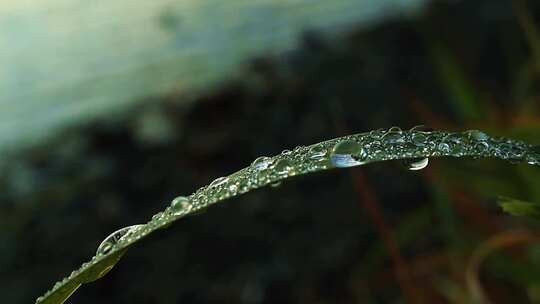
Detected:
left=35, top=127, right=540, bottom=303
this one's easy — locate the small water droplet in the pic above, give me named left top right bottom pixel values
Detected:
left=270, top=181, right=282, bottom=188
left=330, top=139, right=367, bottom=168
left=98, top=243, right=113, bottom=255
left=437, top=142, right=450, bottom=153
left=467, top=130, right=489, bottom=141
left=473, top=141, right=489, bottom=153
left=96, top=225, right=143, bottom=256
left=281, top=149, right=292, bottom=156
left=210, top=176, right=228, bottom=188
left=152, top=211, right=164, bottom=221
left=410, top=125, right=433, bottom=132
left=404, top=158, right=429, bottom=171
left=308, top=145, right=328, bottom=160
left=273, top=158, right=295, bottom=175
left=411, top=133, right=427, bottom=147
left=382, top=131, right=405, bottom=144
left=444, top=133, right=465, bottom=144
left=369, top=129, right=385, bottom=138
left=526, top=145, right=540, bottom=164
left=252, top=156, right=273, bottom=170
left=229, top=184, right=238, bottom=192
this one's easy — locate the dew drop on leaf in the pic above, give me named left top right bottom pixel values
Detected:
left=404, top=158, right=429, bottom=171
left=473, top=141, right=489, bottom=153
left=411, top=133, right=427, bottom=147
left=273, top=159, right=295, bottom=175
left=96, top=225, right=143, bottom=256
left=308, top=145, right=328, bottom=160
left=170, top=196, right=191, bottom=215
left=410, top=125, right=433, bottom=132
left=467, top=130, right=489, bottom=141
left=330, top=139, right=367, bottom=168
left=270, top=181, right=282, bottom=188
left=251, top=156, right=273, bottom=170
left=210, top=176, right=228, bottom=188
left=437, top=142, right=450, bottom=154
left=526, top=145, right=540, bottom=164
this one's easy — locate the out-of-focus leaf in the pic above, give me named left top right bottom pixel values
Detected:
left=499, top=196, right=540, bottom=220
left=431, top=44, right=486, bottom=121
left=514, top=0, right=540, bottom=72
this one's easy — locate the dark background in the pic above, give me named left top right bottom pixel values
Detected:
left=2, top=0, right=540, bottom=303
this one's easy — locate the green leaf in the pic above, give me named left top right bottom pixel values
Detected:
left=36, top=248, right=128, bottom=304
left=35, top=128, right=540, bottom=304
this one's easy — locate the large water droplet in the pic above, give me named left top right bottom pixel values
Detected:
left=96, top=225, right=143, bottom=256
left=171, top=196, right=191, bottom=215
left=252, top=156, right=273, bottom=170
left=404, top=158, right=429, bottom=171
left=330, top=139, right=367, bottom=168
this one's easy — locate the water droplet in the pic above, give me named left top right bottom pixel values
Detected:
left=404, top=158, right=429, bottom=171
left=437, top=142, right=450, bottom=153
left=369, top=129, right=385, bottom=138
left=270, top=181, right=282, bottom=188
left=98, top=243, right=113, bottom=255
left=387, top=126, right=403, bottom=133
left=444, top=133, right=465, bottom=144
left=308, top=145, right=328, bottom=160
left=473, top=141, right=489, bottom=153
left=330, top=139, right=367, bottom=168
left=273, top=158, right=295, bottom=175
left=152, top=211, right=164, bottom=221
left=252, top=156, right=273, bottom=170
left=171, top=196, right=191, bottom=214
left=411, top=133, right=427, bottom=147
left=210, top=176, right=228, bottom=188
left=410, top=125, right=433, bottom=132
left=96, top=225, right=143, bottom=256
left=467, top=130, right=489, bottom=141
left=281, top=149, right=292, bottom=156
left=383, top=132, right=405, bottom=144
left=526, top=145, right=540, bottom=164
left=228, top=184, right=238, bottom=192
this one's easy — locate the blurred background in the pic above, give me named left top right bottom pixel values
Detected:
left=1, top=0, right=540, bottom=303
